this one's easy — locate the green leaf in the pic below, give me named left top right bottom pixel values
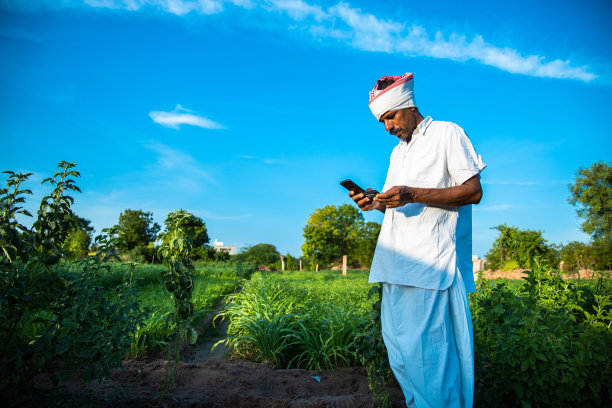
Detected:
left=57, top=340, right=71, bottom=355
left=188, top=327, right=198, bottom=345
left=521, top=358, right=529, bottom=372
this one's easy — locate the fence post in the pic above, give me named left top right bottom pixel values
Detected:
left=280, top=254, right=285, bottom=271
left=315, top=264, right=319, bottom=272
left=299, top=260, right=302, bottom=272
left=342, top=255, right=347, bottom=276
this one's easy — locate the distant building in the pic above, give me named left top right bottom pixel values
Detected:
left=212, top=239, right=236, bottom=255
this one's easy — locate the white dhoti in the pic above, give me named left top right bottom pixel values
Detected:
left=381, top=271, right=474, bottom=408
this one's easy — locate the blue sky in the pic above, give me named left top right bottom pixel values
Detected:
left=1, top=0, right=611, bottom=258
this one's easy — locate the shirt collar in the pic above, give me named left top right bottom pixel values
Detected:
left=414, top=116, right=433, bottom=136
left=400, top=116, right=432, bottom=146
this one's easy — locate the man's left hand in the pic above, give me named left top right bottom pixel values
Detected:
left=374, top=186, right=418, bottom=208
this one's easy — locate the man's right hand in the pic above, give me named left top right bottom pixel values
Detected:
left=349, top=189, right=385, bottom=212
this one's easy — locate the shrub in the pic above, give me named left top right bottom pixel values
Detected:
left=471, top=264, right=612, bottom=407
left=0, top=163, right=147, bottom=405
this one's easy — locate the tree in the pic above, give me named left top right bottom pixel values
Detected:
left=567, top=162, right=611, bottom=270
left=559, top=241, right=593, bottom=271
left=302, top=204, right=364, bottom=266
left=235, top=243, right=279, bottom=268
left=158, top=211, right=209, bottom=248
left=590, top=238, right=612, bottom=270
left=192, top=244, right=230, bottom=262
left=568, top=161, right=611, bottom=241
left=62, top=214, right=94, bottom=260
left=484, top=224, right=555, bottom=270
left=284, top=253, right=300, bottom=270
left=355, top=221, right=382, bottom=268
left=114, top=209, right=160, bottom=252
left=63, top=228, right=91, bottom=259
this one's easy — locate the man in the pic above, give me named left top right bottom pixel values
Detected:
left=349, top=73, right=486, bottom=408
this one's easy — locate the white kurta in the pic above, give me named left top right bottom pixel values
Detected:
left=369, top=116, right=486, bottom=293
left=370, top=116, right=485, bottom=408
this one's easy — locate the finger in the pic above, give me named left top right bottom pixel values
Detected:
left=375, top=194, right=394, bottom=203
left=357, top=197, right=371, bottom=207
left=381, top=198, right=399, bottom=208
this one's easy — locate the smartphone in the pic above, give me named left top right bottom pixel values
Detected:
left=340, top=179, right=379, bottom=201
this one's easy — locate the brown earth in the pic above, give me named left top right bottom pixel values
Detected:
left=30, top=314, right=405, bottom=408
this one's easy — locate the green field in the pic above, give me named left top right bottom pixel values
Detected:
left=130, top=264, right=240, bottom=357
left=215, top=267, right=612, bottom=407
left=2, top=261, right=611, bottom=407
left=217, top=269, right=375, bottom=369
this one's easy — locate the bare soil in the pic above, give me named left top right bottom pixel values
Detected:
left=30, top=312, right=405, bottom=408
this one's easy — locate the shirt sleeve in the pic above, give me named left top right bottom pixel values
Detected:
left=445, top=124, right=486, bottom=186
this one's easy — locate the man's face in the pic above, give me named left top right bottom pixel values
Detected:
left=380, top=108, right=418, bottom=141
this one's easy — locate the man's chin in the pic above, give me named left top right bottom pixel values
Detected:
left=397, top=132, right=409, bottom=141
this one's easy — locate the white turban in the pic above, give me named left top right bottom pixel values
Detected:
left=368, top=73, right=416, bottom=121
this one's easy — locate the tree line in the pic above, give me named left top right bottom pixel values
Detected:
left=60, top=209, right=231, bottom=264
left=20, top=161, right=610, bottom=272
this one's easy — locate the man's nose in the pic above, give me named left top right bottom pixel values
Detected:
left=384, top=120, right=393, bottom=131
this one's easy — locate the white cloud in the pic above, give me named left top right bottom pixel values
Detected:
left=84, top=0, right=225, bottom=15
left=263, top=158, right=287, bottom=164
left=266, top=0, right=326, bottom=21
left=149, top=104, right=224, bottom=130
left=145, top=140, right=215, bottom=183
left=317, top=4, right=596, bottom=82
left=56, top=0, right=600, bottom=82
left=327, top=3, right=402, bottom=53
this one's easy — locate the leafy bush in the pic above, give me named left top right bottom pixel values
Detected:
left=471, top=264, right=612, bottom=407
left=502, top=259, right=521, bottom=271
left=0, top=262, right=147, bottom=401
left=354, top=284, right=393, bottom=408
left=233, top=243, right=280, bottom=268
left=123, top=243, right=158, bottom=263
left=0, top=163, right=147, bottom=406
left=485, top=224, right=557, bottom=270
